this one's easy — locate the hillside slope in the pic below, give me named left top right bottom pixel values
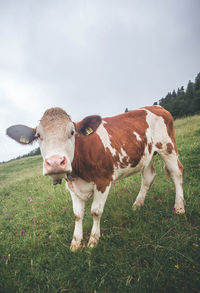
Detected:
left=0, top=155, right=42, bottom=189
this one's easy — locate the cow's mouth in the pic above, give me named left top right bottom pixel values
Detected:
left=66, top=173, right=75, bottom=182
left=52, top=173, right=75, bottom=185
left=53, top=178, right=62, bottom=185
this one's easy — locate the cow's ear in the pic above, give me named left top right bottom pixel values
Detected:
left=6, top=125, right=37, bottom=145
left=75, top=115, right=102, bottom=136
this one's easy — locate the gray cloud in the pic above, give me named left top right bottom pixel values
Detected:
left=0, top=0, right=200, bottom=161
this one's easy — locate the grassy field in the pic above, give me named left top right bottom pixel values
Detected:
left=0, top=115, right=200, bottom=293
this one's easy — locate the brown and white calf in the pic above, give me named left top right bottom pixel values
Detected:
left=7, top=106, right=185, bottom=250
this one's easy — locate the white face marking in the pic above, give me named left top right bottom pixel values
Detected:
left=37, top=119, right=76, bottom=176
left=96, top=123, right=116, bottom=156
left=133, top=131, right=142, bottom=141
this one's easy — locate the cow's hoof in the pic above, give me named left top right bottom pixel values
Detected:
left=70, top=239, right=82, bottom=252
left=132, top=201, right=143, bottom=211
left=175, top=207, right=185, bottom=214
left=87, top=236, right=99, bottom=248
left=70, top=244, right=81, bottom=252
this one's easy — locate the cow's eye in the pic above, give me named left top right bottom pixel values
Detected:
left=71, top=130, right=75, bottom=136
left=36, top=133, right=41, bottom=139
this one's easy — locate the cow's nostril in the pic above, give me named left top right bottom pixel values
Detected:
left=45, top=159, right=51, bottom=166
left=60, top=157, right=66, bottom=166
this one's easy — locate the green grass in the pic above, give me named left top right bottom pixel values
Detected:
left=0, top=115, right=200, bottom=293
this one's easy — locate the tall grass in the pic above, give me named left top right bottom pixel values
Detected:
left=0, top=115, right=200, bottom=293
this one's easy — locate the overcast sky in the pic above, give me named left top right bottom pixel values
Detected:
left=0, top=0, right=200, bottom=162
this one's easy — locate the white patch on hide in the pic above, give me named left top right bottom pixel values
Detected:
left=144, top=109, right=172, bottom=146
left=133, top=131, right=142, bottom=141
left=118, top=147, right=128, bottom=163
left=96, top=123, right=116, bottom=156
left=66, top=178, right=94, bottom=201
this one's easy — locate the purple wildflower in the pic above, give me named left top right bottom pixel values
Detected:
left=32, top=218, right=36, bottom=222
left=157, top=199, right=161, bottom=203
left=20, top=230, right=25, bottom=236
left=2, top=254, right=6, bottom=259
left=27, top=197, right=33, bottom=204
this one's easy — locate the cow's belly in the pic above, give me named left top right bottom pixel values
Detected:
left=66, top=177, right=94, bottom=201
left=113, top=163, right=141, bottom=181
left=113, top=151, right=151, bottom=181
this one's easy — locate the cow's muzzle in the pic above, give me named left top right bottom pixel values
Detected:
left=44, top=155, right=75, bottom=185
left=44, top=155, right=68, bottom=175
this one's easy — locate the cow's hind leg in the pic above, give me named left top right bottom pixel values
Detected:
left=133, top=162, right=156, bottom=210
left=88, top=185, right=111, bottom=248
left=161, top=152, right=185, bottom=214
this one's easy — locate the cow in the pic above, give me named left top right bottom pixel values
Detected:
left=6, top=106, right=185, bottom=251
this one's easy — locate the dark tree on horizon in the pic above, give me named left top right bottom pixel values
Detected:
left=154, top=72, right=200, bottom=118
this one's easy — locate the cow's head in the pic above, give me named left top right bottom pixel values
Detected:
left=6, top=107, right=101, bottom=182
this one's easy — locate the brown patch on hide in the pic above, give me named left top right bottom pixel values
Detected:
left=148, top=142, right=152, bottom=154
left=156, top=142, right=163, bottom=149
left=166, top=142, right=173, bottom=154
left=144, top=106, right=178, bottom=153
left=71, top=132, right=114, bottom=193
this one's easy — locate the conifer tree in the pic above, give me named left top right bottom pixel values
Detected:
left=195, top=72, right=200, bottom=91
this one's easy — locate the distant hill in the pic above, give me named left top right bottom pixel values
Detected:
left=0, top=147, right=41, bottom=164
left=153, top=72, right=200, bottom=118
left=15, top=147, right=41, bottom=160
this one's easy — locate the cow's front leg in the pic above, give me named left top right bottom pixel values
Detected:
left=88, top=185, right=110, bottom=248
left=70, top=192, right=85, bottom=251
